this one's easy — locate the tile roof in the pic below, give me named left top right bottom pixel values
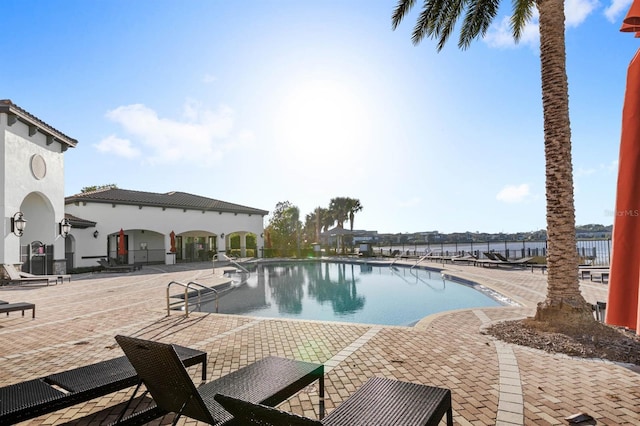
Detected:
left=65, top=188, right=269, bottom=216
left=64, top=213, right=97, bottom=229
left=0, top=99, right=78, bottom=148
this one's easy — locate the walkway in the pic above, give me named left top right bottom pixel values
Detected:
left=0, top=260, right=638, bottom=425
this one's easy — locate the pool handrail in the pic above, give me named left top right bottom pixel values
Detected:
left=212, top=254, right=251, bottom=280
left=410, top=252, right=433, bottom=269
left=166, top=280, right=216, bottom=317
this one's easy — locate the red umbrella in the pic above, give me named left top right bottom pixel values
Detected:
left=118, top=228, right=127, bottom=256
left=170, top=231, right=176, bottom=253
left=607, top=2, right=640, bottom=332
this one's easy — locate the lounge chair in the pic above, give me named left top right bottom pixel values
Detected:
left=214, top=376, right=453, bottom=426
left=20, top=271, right=71, bottom=284
left=97, top=258, right=141, bottom=272
left=492, top=253, right=535, bottom=266
left=0, top=302, right=35, bottom=318
left=0, top=340, right=206, bottom=425
left=115, top=335, right=325, bottom=425
left=451, top=252, right=478, bottom=265
left=1, top=264, right=56, bottom=285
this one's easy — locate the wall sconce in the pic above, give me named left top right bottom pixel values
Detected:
left=11, top=212, right=27, bottom=237
left=260, top=233, right=264, bottom=238
left=59, top=218, right=72, bottom=238
left=93, top=230, right=100, bottom=238
left=220, top=233, right=225, bottom=239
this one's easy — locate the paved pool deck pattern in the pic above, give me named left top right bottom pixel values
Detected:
left=1, top=259, right=638, bottom=425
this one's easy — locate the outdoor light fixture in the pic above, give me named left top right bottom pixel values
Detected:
left=59, top=218, right=71, bottom=238
left=220, top=233, right=225, bottom=239
left=11, top=212, right=26, bottom=237
left=93, top=230, right=99, bottom=238
left=260, top=233, right=264, bottom=238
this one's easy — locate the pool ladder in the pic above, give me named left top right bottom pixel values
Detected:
left=166, top=280, right=219, bottom=317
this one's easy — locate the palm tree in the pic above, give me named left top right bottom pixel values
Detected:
left=317, top=207, right=335, bottom=233
left=346, top=198, right=363, bottom=232
left=392, top=0, right=592, bottom=323
left=329, top=197, right=351, bottom=229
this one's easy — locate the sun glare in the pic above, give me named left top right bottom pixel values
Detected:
left=273, top=79, right=369, bottom=170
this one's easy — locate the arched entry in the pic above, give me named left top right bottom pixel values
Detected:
left=17, top=192, right=59, bottom=274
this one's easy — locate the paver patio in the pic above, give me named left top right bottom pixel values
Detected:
left=0, top=260, right=638, bottom=425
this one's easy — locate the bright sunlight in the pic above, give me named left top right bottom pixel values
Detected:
left=273, top=78, right=369, bottom=171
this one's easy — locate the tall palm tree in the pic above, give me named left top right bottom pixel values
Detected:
left=329, top=197, right=351, bottom=229
left=346, top=198, right=363, bottom=232
left=392, top=0, right=592, bottom=323
left=317, top=207, right=335, bottom=233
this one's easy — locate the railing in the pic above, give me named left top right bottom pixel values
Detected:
left=166, top=280, right=217, bottom=317
left=213, top=254, right=251, bottom=284
left=410, top=252, right=433, bottom=270
left=373, top=239, right=612, bottom=266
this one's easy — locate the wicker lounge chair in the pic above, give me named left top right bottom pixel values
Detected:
left=215, top=376, right=453, bottom=426
left=0, top=342, right=206, bottom=424
left=115, top=335, right=325, bottom=425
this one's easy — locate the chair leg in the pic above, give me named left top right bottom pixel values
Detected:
left=171, top=395, right=195, bottom=426
left=114, top=381, right=145, bottom=424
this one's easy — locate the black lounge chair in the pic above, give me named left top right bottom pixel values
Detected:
left=215, top=376, right=453, bottom=426
left=0, top=342, right=206, bottom=424
left=492, top=253, right=534, bottom=265
left=115, top=334, right=324, bottom=425
left=97, top=259, right=141, bottom=272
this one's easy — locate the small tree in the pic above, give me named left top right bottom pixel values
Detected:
left=265, top=201, right=301, bottom=257
left=81, top=184, right=118, bottom=193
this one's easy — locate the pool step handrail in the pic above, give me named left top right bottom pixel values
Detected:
left=213, top=254, right=251, bottom=285
left=167, top=280, right=217, bottom=317
left=410, top=251, right=432, bottom=270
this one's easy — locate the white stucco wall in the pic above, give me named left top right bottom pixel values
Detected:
left=1, top=113, right=67, bottom=265
left=66, top=201, right=265, bottom=268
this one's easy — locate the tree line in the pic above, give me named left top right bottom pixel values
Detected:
left=264, top=197, right=362, bottom=256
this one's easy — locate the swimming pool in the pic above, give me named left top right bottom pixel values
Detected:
left=197, top=261, right=505, bottom=326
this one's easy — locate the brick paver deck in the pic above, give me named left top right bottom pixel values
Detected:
left=1, top=260, right=637, bottom=425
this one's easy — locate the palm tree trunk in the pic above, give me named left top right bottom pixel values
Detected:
left=535, top=0, right=591, bottom=321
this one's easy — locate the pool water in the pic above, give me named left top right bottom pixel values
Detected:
left=198, top=261, right=503, bottom=326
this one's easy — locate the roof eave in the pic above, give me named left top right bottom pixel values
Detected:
left=0, top=100, right=78, bottom=149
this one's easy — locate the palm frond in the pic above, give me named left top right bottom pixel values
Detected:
left=511, top=0, right=535, bottom=41
left=459, top=0, right=500, bottom=49
left=434, top=0, right=467, bottom=51
left=392, top=0, right=418, bottom=30
left=411, top=0, right=457, bottom=48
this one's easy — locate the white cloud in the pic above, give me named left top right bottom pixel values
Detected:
left=496, top=184, right=531, bottom=203
left=565, top=0, right=599, bottom=27
left=103, top=101, right=247, bottom=165
left=484, top=15, right=539, bottom=50
left=604, top=0, right=632, bottom=23
left=94, top=135, right=141, bottom=159
left=484, top=0, right=598, bottom=50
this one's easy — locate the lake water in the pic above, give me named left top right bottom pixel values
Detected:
left=195, top=261, right=504, bottom=326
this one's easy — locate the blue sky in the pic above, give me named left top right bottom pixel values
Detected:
left=1, top=0, right=636, bottom=234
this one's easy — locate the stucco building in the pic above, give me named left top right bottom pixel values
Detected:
left=1, top=99, right=267, bottom=274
